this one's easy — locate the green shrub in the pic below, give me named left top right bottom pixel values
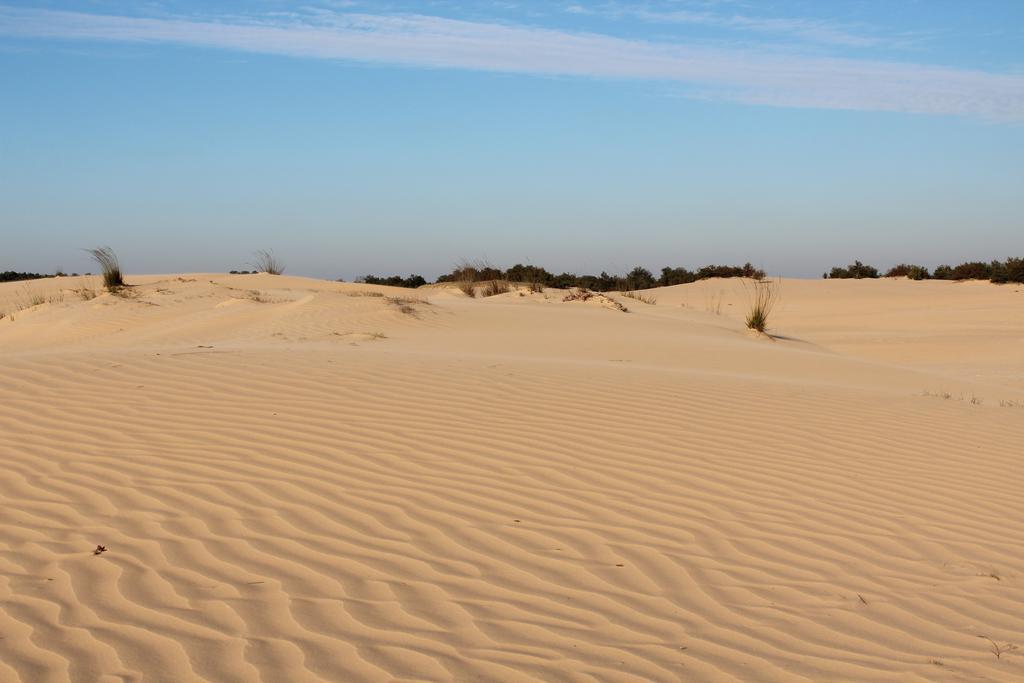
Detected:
left=829, top=261, right=879, bottom=279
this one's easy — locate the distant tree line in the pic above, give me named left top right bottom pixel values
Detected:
left=1, top=271, right=54, bottom=283
left=825, top=258, right=1024, bottom=283
left=426, top=261, right=766, bottom=291
left=357, top=274, right=429, bottom=288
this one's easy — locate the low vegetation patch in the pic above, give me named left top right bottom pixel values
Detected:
left=621, top=290, right=657, bottom=305
left=385, top=295, right=431, bottom=315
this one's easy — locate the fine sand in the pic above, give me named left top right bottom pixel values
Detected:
left=1, top=274, right=1023, bottom=682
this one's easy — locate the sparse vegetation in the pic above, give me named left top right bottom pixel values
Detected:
left=251, top=249, right=285, bottom=275
left=385, top=296, right=431, bottom=315
left=76, top=287, right=98, bottom=301
left=744, top=278, right=779, bottom=333
left=480, top=279, right=511, bottom=297
left=562, top=287, right=629, bottom=312
left=621, top=290, right=657, bottom=305
left=977, top=635, right=1018, bottom=660
left=347, top=291, right=385, bottom=298
left=86, top=246, right=124, bottom=291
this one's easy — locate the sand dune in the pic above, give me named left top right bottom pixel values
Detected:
left=2, top=274, right=1023, bottom=681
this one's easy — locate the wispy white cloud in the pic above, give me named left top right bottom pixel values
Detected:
left=1, top=6, right=1022, bottom=121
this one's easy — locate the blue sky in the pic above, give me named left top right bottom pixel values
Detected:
left=1, top=1, right=1022, bottom=279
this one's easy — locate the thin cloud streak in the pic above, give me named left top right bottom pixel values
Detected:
left=1, top=7, right=1022, bottom=121
left=567, top=4, right=884, bottom=48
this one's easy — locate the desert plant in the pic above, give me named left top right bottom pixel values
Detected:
left=480, top=280, right=511, bottom=297
left=251, top=249, right=285, bottom=275
left=457, top=280, right=477, bottom=298
left=744, top=278, right=779, bottom=333
left=86, top=246, right=124, bottom=290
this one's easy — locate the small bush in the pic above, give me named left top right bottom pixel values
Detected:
left=950, top=261, right=992, bottom=281
left=745, top=279, right=779, bottom=333
left=86, top=246, right=124, bottom=290
left=829, top=261, right=879, bottom=279
left=885, top=263, right=930, bottom=279
left=251, top=250, right=285, bottom=275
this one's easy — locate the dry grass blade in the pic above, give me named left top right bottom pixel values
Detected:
left=85, top=246, right=124, bottom=291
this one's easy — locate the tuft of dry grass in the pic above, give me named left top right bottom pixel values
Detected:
left=480, top=280, right=511, bottom=297
left=85, top=246, right=124, bottom=291
left=347, top=291, right=385, bottom=298
left=621, top=290, right=657, bottom=305
left=744, top=278, right=779, bottom=333
left=251, top=249, right=285, bottom=275
left=76, top=287, right=98, bottom=301
left=457, top=280, right=477, bottom=298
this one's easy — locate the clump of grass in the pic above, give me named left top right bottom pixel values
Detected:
left=76, top=287, right=98, bottom=301
left=621, top=290, right=657, bottom=305
left=86, top=246, right=124, bottom=291
left=28, top=294, right=47, bottom=307
left=480, top=280, right=511, bottom=297
left=251, top=249, right=285, bottom=275
left=744, top=278, right=779, bottom=333
left=457, top=280, right=477, bottom=298
left=347, top=291, right=385, bottom=298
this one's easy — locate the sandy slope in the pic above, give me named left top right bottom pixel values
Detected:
left=1, top=274, right=1023, bottom=682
